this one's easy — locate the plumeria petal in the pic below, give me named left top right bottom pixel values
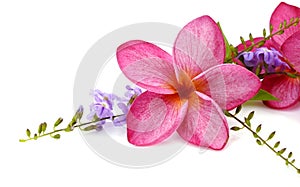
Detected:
left=117, top=40, right=177, bottom=94
left=281, top=31, right=300, bottom=72
left=193, top=64, right=261, bottom=110
left=176, top=92, right=229, bottom=150
left=262, top=74, right=300, bottom=109
left=173, top=16, right=225, bottom=78
left=270, top=2, right=300, bottom=47
left=126, top=91, right=188, bottom=146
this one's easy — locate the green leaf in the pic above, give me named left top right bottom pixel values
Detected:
left=277, top=148, right=286, bottom=155
left=53, top=134, right=60, bottom=139
left=274, top=141, right=280, bottom=149
left=230, top=126, right=242, bottom=131
left=234, top=105, right=242, bottom=115
left=252, top=132, right=258, bottom=138
left=263, top=28, right=267, bottom=38
left=286, top=160, right=289, bottom=166
left=291, top=159, right=296, bottom=164
left=249, top=33, right=254, bottom=43
left=256, top=139, right=262, bottom=145
left=38, top=124, right=43, bottom=135
left=19, top=139, right=26, bottom=142
left=269, top=24, right=274, bottom=34
left=224, top=110, right=232, bottom=117
left=54, top=118, right=63, bottom=128
left=244, top=118, right=251, bottom=127
left=41, top=122, right=47, bottom=134
left=250, top=89, right=279, bottom=101
left=288, top=152, right=293, bottom=159
left=286, top=72, right=297, bottom=78
left=82, top=125, right=97, bottom=131
left=217, top=22, right=232, bottom=62
left=267, top=131, right=276, bottom=141
left=26, top=129, right=31, bottom=138
left=255, top=124, right=262, bottom=133
left=247, top=111, right=255, bottom=120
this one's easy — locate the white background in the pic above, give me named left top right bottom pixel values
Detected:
left=1, top=0, right=300, bottom=186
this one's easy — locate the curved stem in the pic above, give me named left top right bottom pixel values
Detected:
left=20, top=114, right=124, bottom=142
left=237, top=19, right=300, bottom=56
left=226, top=111, right=300, bottom=173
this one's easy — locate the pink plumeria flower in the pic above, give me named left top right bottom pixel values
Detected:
left=117, top=16, right=261, bottom=150
left=262, top=2, right=300, bottom=109
left=238, top=2, right=300, bottom=109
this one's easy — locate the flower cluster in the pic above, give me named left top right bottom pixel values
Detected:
left=20, top=1, right=300, bottom=174
left=87, top=86, right=142, bottom=130
left=239, top=47, right=289, bottom=73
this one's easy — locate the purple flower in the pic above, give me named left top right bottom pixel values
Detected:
left=113, top=85, right=142, bottom=126
left=87, top=86, right=142, bottom=128
left=239, top=47, right=289, bottom=73
left=124, top=85, right=142, bottom=104
left=87, top=90, right=116, bottom=125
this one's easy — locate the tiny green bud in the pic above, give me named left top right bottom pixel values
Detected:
left=255, top=124, right=262, bottom=133
left=230, top=126, right=242, bottom=131
left=82, top=125, right=97, bottom=131
left=247, top=111, right=255, bottom=120
left=41, top=122, right=47, bottom=134
left=267, top=131, right=276, bottom=141
left=244, top=118, right=251, bottom=127
left=249, top=33, right=254, bottom=43
left=53, top=134, right=60, bottom=139
left=283, top=20, right=287, bottom=28
left=256, top=139, right=262, bottom=145
left=54, top=118, right=63, bottom=128
left=223, top=110, right=231, bottom=117
left=234, top=105, right=242, bottom=115
left=288, top=152, right=293, bottom=159
left=269, top=24, right=274, bottom=33
left=38, top=123, right=43, bottom=135
left=277, top=148, right=286, bottom=155
left=274, top=141, right=280, bottom=149
left=291, top=159, right=296, bottom=164
left=252, top=132, right=258, bottom=138
left=278, top=30, right=284, bottom=35
left=263, top=28, right=267, bottom=38
left=34, top=134, right=38, bottom=140
left=26, top=129, right=31, bottom=138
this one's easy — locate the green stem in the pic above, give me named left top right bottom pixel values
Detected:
left=238, top=19, right=299, bottom=55
left=258, top=71, right=300, bottom=79
left=226, top=111, right=300, bottom=173
left=20, top=114, right=124, bottom=142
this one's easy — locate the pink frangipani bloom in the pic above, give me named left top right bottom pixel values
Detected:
left=261, top=2, right=300, bottom=109
left=117, top=16, right=261, bottom=150
left=238, top=2, right=300, bottom=109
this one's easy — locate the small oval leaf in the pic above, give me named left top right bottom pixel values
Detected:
left=277, top=148, right=286, bottom=155
left=274, top=141, right=280, bottom=149
left=53, top=134, right=60, bottom=139
left=256, top=139, right=262, bottom=145
left=255, top=124, right=262, bottom=133
left=230, top=126, right=242, bottom=131
left=267, top=131, right=276, bottom=141
left=26, top=129, right=31, bottom=138
left=288, top=152, right=293, bottom=159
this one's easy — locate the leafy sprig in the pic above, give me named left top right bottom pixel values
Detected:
left=19, top=106, right=123, bottom=142
left=225, top=106, right=300, bottom=174
left=238, top=17, right=300, bottom=54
